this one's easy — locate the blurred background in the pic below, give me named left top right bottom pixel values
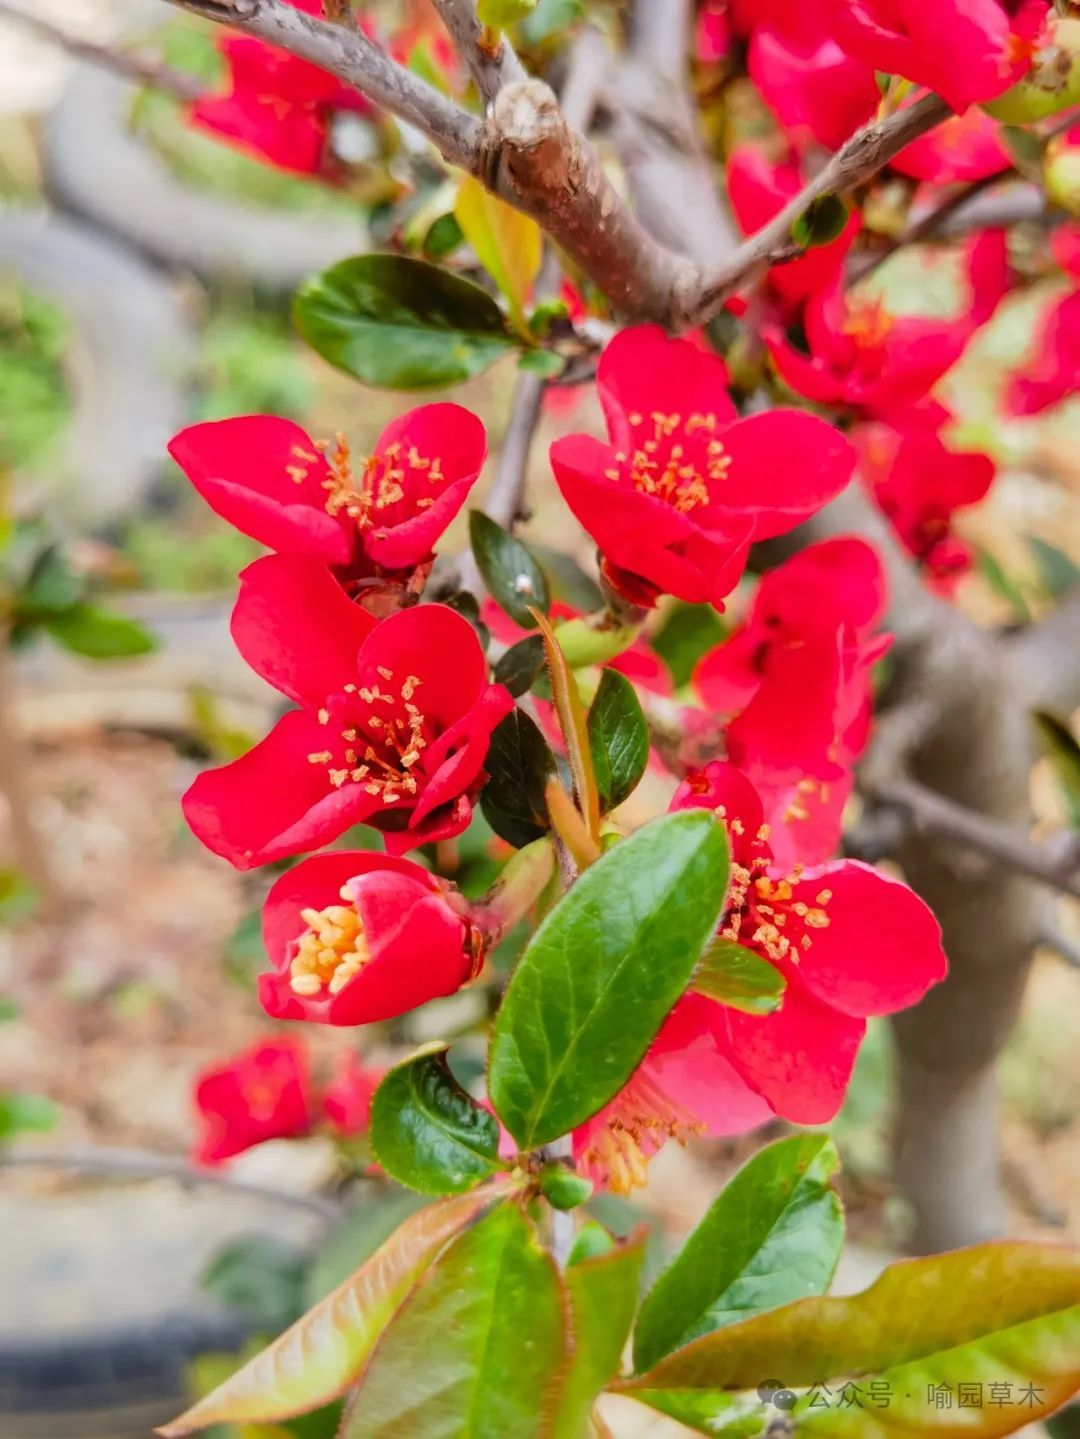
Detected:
left=1, top=2, right=1080, bottom=1436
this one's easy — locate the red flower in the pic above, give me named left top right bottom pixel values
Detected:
left=765, top=232, right=1009, bottom=416
left=322, top=1053, right=384, bottom=1136
left=1006, top=225, right=1080, bottom=416
left=169, top=406, right=486, bottom=601
left=854, top=415, right=995, bottom=591
left=549, top=326, right=856, bottom=609
left=696, top=0, right=733, bottom=64
left=258, top=851, right=477, bottom=1026
left=823, top=0, right=1049, bottom=113
left=182, top=557, right=513, bottom=868
left=748, top=27, right=877, bottom=151
left=193, top=1038, right=314, bottom=1165
left=188, top=0, right=374, bottom=177
left=891, top=106, right=1012, bottom=183
left=727, top=149, right=862, bottom=311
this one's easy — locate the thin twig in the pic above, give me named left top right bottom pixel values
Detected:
left=871, top=775, right=1080, bottom=900
left=430, top=0, right=525, bottom=106
left=1, top=1145, right=345, bottom=1221
left=0, top=0, right=204, bottom=102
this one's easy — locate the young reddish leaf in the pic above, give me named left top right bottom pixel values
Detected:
left=156, top=1189, right=509, bottom=1435
left=531, top=605, right=601, bottom=847
left=619, top=1241, right=1080, bottom=1437
left=455, top=176, right=542, bottom=332
left=339, top=1201, right=566, bottom=1438
left=544, top=1239, right=646, bottom=1438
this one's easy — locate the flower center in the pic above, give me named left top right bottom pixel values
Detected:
left=842, top=297, right=895, bottom=350
left=579, top=1070, right=704, bottom=1195
left=289, top=888, right=372, bottom=997
left=307, top=668, right=429, bottom=802
left=288, top=434, right=443, bottom=532
left=606, top=410, right=730, bottom=515
left=715, top=816, right=832, bottom=965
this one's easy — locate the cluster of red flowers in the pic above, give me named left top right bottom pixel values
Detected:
left=176, top=316, right=954, bottom=1189
left=193, top=1038, right=380, bottom=1164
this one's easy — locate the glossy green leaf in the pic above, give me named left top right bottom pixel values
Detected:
left=488, top=810, right=731, bottom=1147
left=791, top=194, right=850, bottom=250
left=587, top=669, right=649, bottom=813
left=293, top=255, right=515, bottom=390
left=494, top=634, right=547, bottom=697
left=633, top=1135, right=843, bottom=1372
left=158, top=1189, right=505, bottom=1434
left=370, top=1043, right=502, bottom=1195
left=547, top=1240, right=646, bottom=1439
left=455, top=176, right=542, bottom=330
left=1034, top=710, right=1080, bottom=829
left=693, top=937, right=786, bottom=1015
left=339, top=1201, right=565, bottom=1439
left=480, top=707, right=557, bottom=849
left=46, top=604, right=156, bottom=659
left=620, top=1241, right=1080, bottom=1438
left=470, top=511, right=550, bottom=628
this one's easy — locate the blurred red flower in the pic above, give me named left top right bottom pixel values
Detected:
left=183, top=558, right=512, bottom=867
left=193, top=1038, right=314, bottom=1165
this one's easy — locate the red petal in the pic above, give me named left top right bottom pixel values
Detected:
left=647, top=995, right=775, bottom=1134
left=784, top=860, right=948, bottom=1017
left=597, top=326, right=737, bottom=453
left=710, top=410, right=855, bottom=539
left=182, top=709, right=382, bottom=869
left=231, top=554, right=377, bottom=707
left=355, top=603, right=490, bottom=730
left=169, top=416, right=350, bottom=562
left=714, top=981, right=866, bottom=1125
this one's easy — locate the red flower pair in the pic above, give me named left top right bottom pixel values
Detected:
left=169, top=405, right=486, bottom=603
left=550, top=326, right=856, bottom=610
left=182, top=558, right=512, bottom=868
left=575, top=764, right=947, bottom=1191
left=188, top=0, right=374, bottom=177
left=193, top=1038, right=380, bottom=1165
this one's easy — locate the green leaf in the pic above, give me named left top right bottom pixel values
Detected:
left=521, top=0, right=584, bottom=43
left=469, top=511, right=549, bottom=627
left=653, top=602, right=727, bottom=689
left=493, top=634, right=547, bottom=697
left=791, top=195, right=850, bottom=250
left=477, top=0, right=539, bottom=25
left=978, top=548, right=1033, bottom=623
left=1034, top=710, right=1080, bottom=829
left=620, top=1241, right=1080, bottom=1438
left=0, top=1091, right=58, bottom=1142
left=339, top=1201, right=565, bottom=1439
left=370, top=1044, right=503, bottom=1195
left=551, top=1240, right=646, bottom=1438
left=569, top=1222, right=616, bottom=1266
left=45, top=604, right=156, bottom=659
left=480, top=707, right=557, bottom=849
left=1030, top=536, right=1080, bottom=599
left=632, top=1135, right=843, bottom=1372
left=0, top=868, right=37, bottom=926
left=293, top=255, right=516, bottom=391
left=693, top=937, right=786, bottom=1016
left=202, top=1235, right=308, bottom=1335
left=518, top=348, right=564, bottom=376
left=488, top=809, right=731, bottom=1147
left=530, top=546, right=603, bottom=611
left=455, top=175, right=542, bottom=331
left=158, top=1189, right=506, bottom=1435
left=587, top=668, right=649, bottom=813
left=304, top=1193, right=427, bottom=1306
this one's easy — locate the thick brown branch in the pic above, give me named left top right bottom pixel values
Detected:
left=0, top=0, right=203, bottom=101
left=431, top=0, right=525, bottom=105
